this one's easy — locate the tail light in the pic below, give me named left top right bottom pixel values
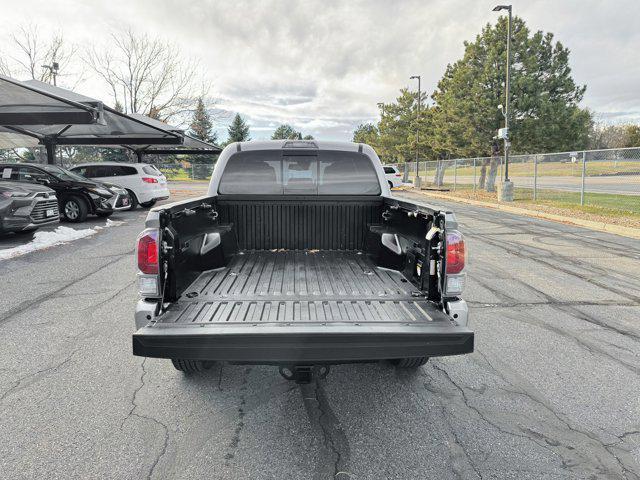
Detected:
left=137, top=229, right=159, bottom=274
left=446, top=230, right=465, bottom=274
left=395, top=173, right=402, bottom=177
left=444, top=230, right=465, bottom=296
left=142, top=177, right=158, bottom=183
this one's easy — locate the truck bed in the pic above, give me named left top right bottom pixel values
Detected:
left=160, top=250, right=440, bottom=324
left=133, top=251, right=473, bottom=363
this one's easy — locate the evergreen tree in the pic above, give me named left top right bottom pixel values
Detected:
left=302, top=134, right=314, bottom=140
left=189, top=97, right=217, bottom=144
left=375, top=89, right=432, bottom=163
left=353, top=123, right=379, bottom=145
left=226, top=113, right=251, bottom=143
left=272, top=124, right=301, bottom=140
left=430, top=15, right=591, bottom=157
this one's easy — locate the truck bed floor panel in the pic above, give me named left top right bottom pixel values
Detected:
left=159, top=251, right=451, bottom=324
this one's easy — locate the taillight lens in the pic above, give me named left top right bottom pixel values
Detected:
left=395, top=173, right=402, bottom=177
left=142, top=177, right=158, bottom=183
left=445, top=230, right=465, bottom=274
left=137, top=229, right=159, bottom=274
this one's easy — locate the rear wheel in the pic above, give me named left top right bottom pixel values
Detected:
left=125, top=190, right=138, bottom=210
left=61, top=196, right=89, bottom=222
left=388, top=181, right=394, bottom=189
left=171, top=359, right=214, bottom=373
left=393, top=357, right=429, bottom=368
left=140, top=200, right=156, bottom=209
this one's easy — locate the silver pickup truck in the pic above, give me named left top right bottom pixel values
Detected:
left=132, top=140, right=472, bottom=383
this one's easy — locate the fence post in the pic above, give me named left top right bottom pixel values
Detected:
left=453, top=159, right=457, bottom=191
left=533, top=156, right=538, bottom=201
left=473, top=158, right=477, bottom=192
left=580, top=151, right=586, bottom=206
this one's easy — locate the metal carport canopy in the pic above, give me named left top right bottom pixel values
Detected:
left=0, top=75, right=102, bottom=125
left=0, top=80, right=183, bottom=163
left=125, top=113, right=222, bottom=157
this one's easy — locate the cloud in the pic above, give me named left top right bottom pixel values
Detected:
left=2, top=0, right=640, bottom=140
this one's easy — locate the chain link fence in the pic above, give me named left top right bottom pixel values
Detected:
left=153, top=163, right=215, bottom=181
left=392, top=147, right=640, bottom=215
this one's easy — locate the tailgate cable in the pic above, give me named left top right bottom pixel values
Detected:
left=158, top=260, right=169, bottom=314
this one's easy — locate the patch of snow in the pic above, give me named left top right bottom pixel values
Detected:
left=94, top=219, right=125, bottom=231
left=0, top=226, right=97, bottom=261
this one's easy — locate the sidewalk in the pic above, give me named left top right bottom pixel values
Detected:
left=403, top=187, right=640, bottom=240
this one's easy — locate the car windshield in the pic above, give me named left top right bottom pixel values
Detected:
left=40, top=165, right=90, bottom=182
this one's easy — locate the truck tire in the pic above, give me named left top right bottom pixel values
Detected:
left=394, top=357, right=429, bottom=368
left=171, top=359, right=213, bottom=373
left=61, top=195, right=89, bottom=222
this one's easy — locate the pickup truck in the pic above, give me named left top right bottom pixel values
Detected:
left=132, top=140, right=473, bottom=382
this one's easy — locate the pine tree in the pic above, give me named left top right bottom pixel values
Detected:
left=189, top=97, right=217, bottom=144
left=272, top=124, right=300, bottom=140
left=227, top=113, right=251, bottom=143
left=429, top=15, right=590, bottom=157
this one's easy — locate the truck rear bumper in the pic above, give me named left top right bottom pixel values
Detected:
left=132, top=322, right=474, bottom=364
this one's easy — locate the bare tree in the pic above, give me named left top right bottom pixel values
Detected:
left=3, top=23, right=82, bottom=87
left=85, top=29, right=201, bottom=122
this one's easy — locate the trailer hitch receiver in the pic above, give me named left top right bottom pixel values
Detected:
left=279, top=365, right=330, bottom=384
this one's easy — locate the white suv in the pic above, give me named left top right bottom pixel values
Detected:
left=70, top=162, right=170, bottom=209
left=383, top=165, right=403, bottom=189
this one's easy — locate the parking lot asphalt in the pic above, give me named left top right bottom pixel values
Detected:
left=1, top=185, right=639, bottom=479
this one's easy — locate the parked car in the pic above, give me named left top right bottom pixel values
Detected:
left=384, top=165, right=403, bottom=189
left=0, top=180, right=59, bottom=234
left=0, top=163, right=130, bottom=223
left=69, top=162, right=170, bottom=209
left=132, top=140, right=472, bottom=383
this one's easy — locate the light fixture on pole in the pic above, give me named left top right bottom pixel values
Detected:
left=42, top=61, right=60, bottom=86
left=410, top=75, right=421, bottom=188
left=493, top=4, right=514, bottom=201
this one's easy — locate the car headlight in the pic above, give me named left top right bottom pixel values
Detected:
left=1, top=191, right=30, bottom=198
left=89, top=187, right=112, bottom=196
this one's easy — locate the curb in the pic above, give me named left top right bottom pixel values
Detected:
left=405, top=189, right=640, bottom=240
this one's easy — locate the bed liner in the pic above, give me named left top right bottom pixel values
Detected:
left=133, top=251, right=473, bottom=363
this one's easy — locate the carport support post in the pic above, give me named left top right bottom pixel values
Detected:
left=135, top=150, right=144, bottom=163
left=44, top=140, right=56, bottom=165
left=580, top=151, right=586, bottom=206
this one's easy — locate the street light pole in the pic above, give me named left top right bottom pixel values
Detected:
left=504, top=6, right=512, bottom=182
left=493, top=4, right=514, bottom=201
left=410, top=75, right=421, bottom=188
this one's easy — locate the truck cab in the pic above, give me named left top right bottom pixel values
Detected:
left=132, top=140, right=472, bottom=382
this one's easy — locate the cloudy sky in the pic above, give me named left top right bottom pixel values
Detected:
left=3, top=0, right=640, bottom=141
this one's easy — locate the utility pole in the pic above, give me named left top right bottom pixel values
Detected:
left=410, top=75, right=421, bottom=188
left=493, top=4, right=514, bottom=201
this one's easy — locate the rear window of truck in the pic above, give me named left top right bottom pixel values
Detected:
left=218, top=150, right=381, bottom=195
